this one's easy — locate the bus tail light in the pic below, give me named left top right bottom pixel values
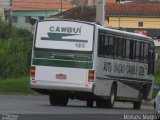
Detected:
left=30, top=66, right=36, bottom=78
left=88, top=70, right=95, bottom=82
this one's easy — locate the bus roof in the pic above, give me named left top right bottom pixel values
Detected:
left=96, top=24, right=153, bottom=43
left=61, top=19, right=153, bottom=43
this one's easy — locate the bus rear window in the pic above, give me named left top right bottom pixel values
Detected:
left=34, top=21, right=94, bottom=52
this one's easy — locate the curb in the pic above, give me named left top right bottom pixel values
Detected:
left=142, top=100, right=154, bottom=106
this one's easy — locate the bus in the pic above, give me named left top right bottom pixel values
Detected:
left=30, top=20, right=155, bottom=109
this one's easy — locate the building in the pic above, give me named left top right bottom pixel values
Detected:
left=66, top=0, right=116, bottom=6
left=106, top=3, right=160, bottom=38
left=131, top=0, right=160, bottom=2
left=51, top=6, right=96, bottom=22
left=12, top=0, right=73, bottom=31
left=0, top=0, right=10, bottom=20
left=51, top=3, right=160, bottom=38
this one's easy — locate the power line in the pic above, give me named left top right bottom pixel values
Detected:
left=12, top=6, right=70, bottom=10
left=0, top=0, right=10, bottom=2
left=12, top=1, right=72, bottom=4
left=0, top=1, right=73, bottom=5
left=0, top=0, right=72, bottom=3
left=110, top=20, right=160, bottom=22
left=12, top=14, right=59, bottom=18
left=13, top=1, right=62, bottom=4
left=0, top=5, right=10, bottom=6
left=16, top=1, right=56, bottom=3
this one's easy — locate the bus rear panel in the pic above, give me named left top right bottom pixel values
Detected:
left=30, top=20, right=95, bottom=97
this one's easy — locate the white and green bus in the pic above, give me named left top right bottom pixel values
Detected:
left=30, top=20, right=154, bottom=109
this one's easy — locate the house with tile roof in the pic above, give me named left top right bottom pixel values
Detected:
left=106, top=3, right=160, bottom=38
left=66, top=0, right=116, bottom=6
left=51, top=6, right=96, bottom=22
left=12, top=0, right=73, bottom=30
left=51, top=2, right=160, bottom=38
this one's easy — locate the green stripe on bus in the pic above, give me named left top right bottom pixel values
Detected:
left=41, top=33, right=88, bottom=43
left=34, top=51, right=92, bottom=61
left=33, top=59, right=93, bottom=69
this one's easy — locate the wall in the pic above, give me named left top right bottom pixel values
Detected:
left=13, top=10, right=59, bottom=30
left=107, top=17, right=160, bottom=29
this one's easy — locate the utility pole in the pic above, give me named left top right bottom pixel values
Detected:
left=60, top=0, right=63, bottom=13
left=96, top=0, right=105, bottom=26
left=81, top=0, right=84, bottom=14
left=9, top=0, right=12, bottom=39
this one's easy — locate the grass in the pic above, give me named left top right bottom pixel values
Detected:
left=155, top=75, right=160, bottom=84
left=0, top=74, right=159, bottom=97
left=153, top=74, right=160, bottom=98
left=0, top=76, right=35, bottom=95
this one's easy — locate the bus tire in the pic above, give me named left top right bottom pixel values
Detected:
left=86, top=100, right=94, bottom=107
left=49, top=95, right=68, bottom=106
left=107, top=83, right=117, bottom=108
left=49, top=95, right=55, bottom=106
left=133, top=92, right=142, bottom=109
left=133, top=101, right=141, bottom=109
left=96, top=99, right=107, bottom=108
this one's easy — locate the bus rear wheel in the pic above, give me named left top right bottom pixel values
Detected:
left=96, top=84, right=116, bottom=108
left=96, top=99, right=108, bottom=108
left=133, top=101, right=141, bottom=109
left=133, top=92, right=142, bottom=109
left=86, top=100, right=94, bottom=107
left=49, top=95, right=68, bottom=106
left=108, top=84, right=116, bottom=108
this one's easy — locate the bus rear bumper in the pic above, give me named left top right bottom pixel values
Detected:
left=30, top=82, right=93, bottom=93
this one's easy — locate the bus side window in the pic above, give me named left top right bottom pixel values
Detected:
left=133, top=41, right=136, bottom=61
left=123, top=39, right=126, bottom=58
left=113, top=37, right=118, bottom=58
left=148, top=43, right=154, bottom=74
left=126, top=39, right=130, bottom=60
left=136, top=41, right=140, bottom=61
left=140, top=42, right=144, bottom=62
left=108, top=36, right=114, bottom=57
left=104, top=35, right=114, bottom=58
left=104, top=35, right=109, bottom=56
left=98, top=33, right=104, bottom=56
left=130, top=40, right=136, bottom=60
left=144, top=43, right=148, bottom=62
left=117, top=37, right=123, bottom=58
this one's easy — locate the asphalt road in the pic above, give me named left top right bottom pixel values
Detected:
left=0, top=95, right=156, bottom=120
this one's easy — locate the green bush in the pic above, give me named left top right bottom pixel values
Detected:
left=0, top=16, right=33, bottom=79
left=0, top=18, right=9, bottom=39
left=0, top=76, right=34, bottom=94
left=17, top=29, right=33, bottom=41
left=0, top=17, right=33, bottom=40
left=155, top=61, right=160, bottom=76
left=0, top=40, right=32, bottom=79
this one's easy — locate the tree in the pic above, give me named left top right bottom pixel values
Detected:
left=116, top=0, right=125, bottom=2
left=30, top=18, right=37, bottom=26
left=0, top=17, right=9, bottom=39
left=29, top=18, right=37, bottom=33
left=129, top=0, right=155, bottom=2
